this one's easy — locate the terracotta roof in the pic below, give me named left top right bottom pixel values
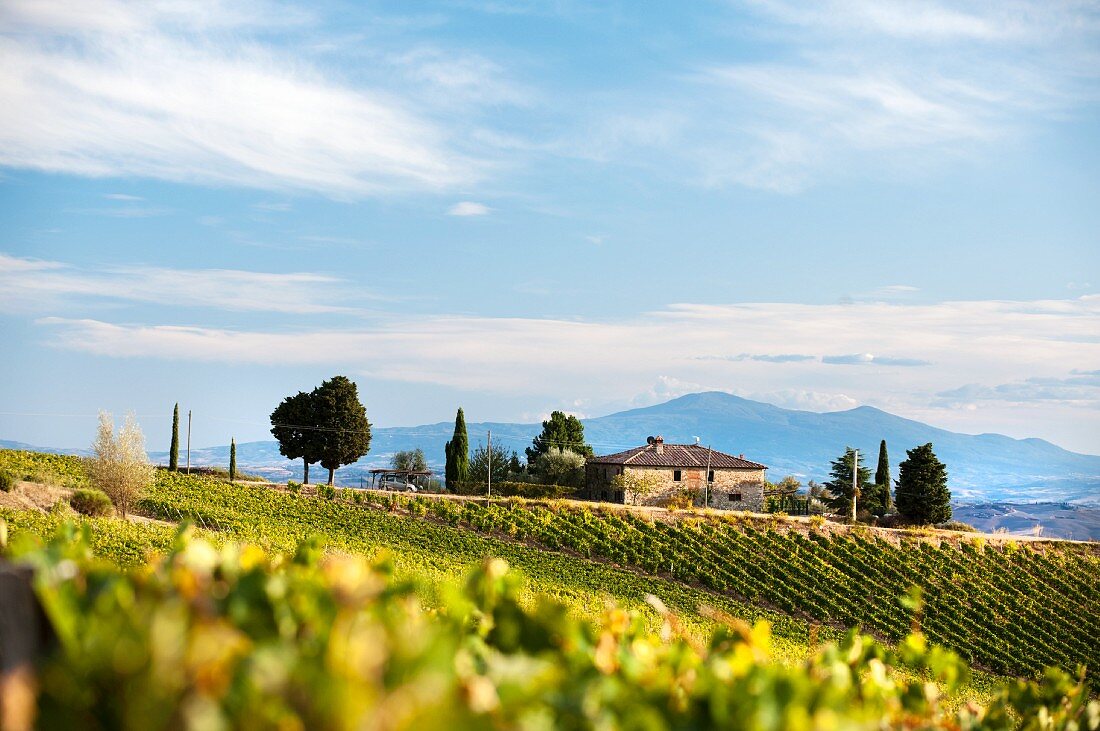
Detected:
left=588, top=443, right=767, bottom=470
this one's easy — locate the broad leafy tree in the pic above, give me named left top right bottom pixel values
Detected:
left=535, top=447, right=586, bottom=487
left=444, top=408, right=470, bottom=489
left=895, top=443, right=951, bottom=525
left=611, top=469, right=663, bottom=505
left=271, top=391, right=321, bottom=484
left=392, top=448, right=427, bottom=472
left=313, top=376, right=372, bottom=485
left=823, top=447, right=872, bottom=519
left=526, top=411, right=592, bottom=465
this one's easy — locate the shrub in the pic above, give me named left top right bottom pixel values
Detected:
left=659, top=487, right=699, bottom=511
left=937, top=520, right=977, bottom=533
left=809, top=515, right=826, bottom=530
left=0, top=470, right=13, bottom=492
left=287, top=480, right=301, bottom=494
left=317, top=483, right=337, bottom=500
left=69, top=488, right=114, bottom=517
left=49, top=499, right=76, bottom=517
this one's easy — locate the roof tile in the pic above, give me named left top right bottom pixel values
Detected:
left=589, top=443, right=767, bottom=470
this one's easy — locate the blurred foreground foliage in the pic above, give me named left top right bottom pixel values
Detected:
left=2, top=521, right=1097, bottom=731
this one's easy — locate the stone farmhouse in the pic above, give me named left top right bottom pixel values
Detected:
left=584, top=436, right=768, bottom=511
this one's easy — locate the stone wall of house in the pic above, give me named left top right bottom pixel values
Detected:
left=585, top=463, right=766, bottom=512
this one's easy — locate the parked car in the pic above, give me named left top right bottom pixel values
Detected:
left=377, top=475, right=417, bottom=492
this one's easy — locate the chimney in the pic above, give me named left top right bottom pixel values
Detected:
left=655, top=436, right=664, bottom=455
left=738, top=453, right=744, bottom=459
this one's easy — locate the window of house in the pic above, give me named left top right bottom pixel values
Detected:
left=673, top=469, right=682, bottom=482
left=708, top=470, right=715, bottom=483
left=728, top=492, right=742, bottom=502
left=615, top=490, right=624, bottom=503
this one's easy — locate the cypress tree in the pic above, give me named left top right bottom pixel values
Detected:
left=895, top=443, right=951, bottom=525
left=229, top=438, right=237, bottom=483
left=444, top=408, right=470, bottom=490
left=169, top=403, right=180, bottom=471
left=874, top=439, right=892, bottom=513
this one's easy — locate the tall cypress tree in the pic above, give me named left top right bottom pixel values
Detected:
left=895, top=443, right=951, bottom=525
left=169, top=403, right=180, bottom=471
left=444, top=408, right=470, bottom=490
left=874, top=439, right=892, bottom=514
left=229, top=438, right=237, bottom=483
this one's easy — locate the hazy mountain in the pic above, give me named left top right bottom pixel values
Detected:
left=6, top=392, right=1100, bottom=505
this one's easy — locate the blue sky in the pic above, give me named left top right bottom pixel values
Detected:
left=1, top=0, right=1098, bottom=454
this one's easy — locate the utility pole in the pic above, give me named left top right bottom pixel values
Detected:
left=852, top=448, right=858, bottom=522
left=487, top=429, right=492, bottom=502
left=186, top=409, right=192, bottom=475
left=704, top=444, right=713, bottom=509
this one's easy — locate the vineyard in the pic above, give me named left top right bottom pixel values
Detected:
left=373, top=493, right=1100, bottom=679
left=2, top=448, right=1099, bottom=684
left=5, top=523, right=1097, bottom=730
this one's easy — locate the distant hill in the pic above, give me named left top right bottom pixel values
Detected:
left=6, top=391, right=1100, bottom=504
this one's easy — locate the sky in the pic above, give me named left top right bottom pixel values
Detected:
left=1, top=0, right=1098, bottom=455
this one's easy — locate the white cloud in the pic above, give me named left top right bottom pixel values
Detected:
left=0, top=0, right=485, bottom=197
left=0, top=253, right=362, bottom=314
left=447, top=201, right=491, bottom=216
left=822, top=353, right=930, bottom=366
left=31, top=296, right=1100, bottom=438
left=565, top=0, right=1099, bottom=192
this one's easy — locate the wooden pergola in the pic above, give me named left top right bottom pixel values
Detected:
left=367, top=468, right=433, bottom=491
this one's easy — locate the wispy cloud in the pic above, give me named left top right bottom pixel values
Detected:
left=32, top=296, right=1100, bottom=438
left=696, top=353, right=816, bottom=363
left=0, top=253, right=363, bottom=314
left=0, top=0, right=492, bottom=197
left=822, top=353, right=931, bottom=366
left=563, top=0, right=1100, bottom=192
left=447, top=201, right=491, bottom=216
left=938, top=371, right=1100, bottom=404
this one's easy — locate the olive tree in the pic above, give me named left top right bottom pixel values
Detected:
left=89, top=411, right=154, bottom=518
left=612, top=469, right=664, bottom=506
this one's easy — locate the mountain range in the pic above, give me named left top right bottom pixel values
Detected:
left=6, top=392, right=1098, bottom=505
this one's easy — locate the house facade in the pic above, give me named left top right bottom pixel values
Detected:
left=584, top=436, right=768, bottom=511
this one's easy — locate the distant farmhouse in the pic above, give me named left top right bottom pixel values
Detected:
left=584, top=436, right=768, bottom=511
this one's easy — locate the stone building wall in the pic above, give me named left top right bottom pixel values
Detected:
left=585, top=463, right=766, bottom=513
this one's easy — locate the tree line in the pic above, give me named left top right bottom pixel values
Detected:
left=817, top=440, right=951, bottom=525
left=445, top=408, right=592, bottom=490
